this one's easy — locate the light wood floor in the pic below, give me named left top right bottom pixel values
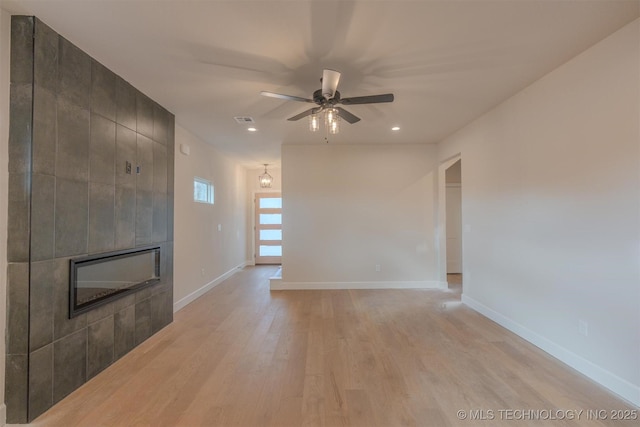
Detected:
left=29, top=266, right=636, bottom=427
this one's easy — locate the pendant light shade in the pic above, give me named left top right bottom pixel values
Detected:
left=324, top=107, right=340, bottom=135
left=309, top=113, right=319, bottom=132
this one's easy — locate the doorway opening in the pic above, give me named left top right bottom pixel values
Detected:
left=445, top=159, right=462, bottom=275
left=437, top=155, right=463, bottom=291
left=255, top=192, right=282, bottom=265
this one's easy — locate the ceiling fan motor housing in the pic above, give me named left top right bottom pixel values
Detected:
left=313, top=89, right=340, bottom=105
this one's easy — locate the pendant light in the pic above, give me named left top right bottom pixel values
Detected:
left=259, top=164, right=273, bottom=188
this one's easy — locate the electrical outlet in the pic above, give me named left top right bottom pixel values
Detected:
left=217, top=224, right=222, bottom=232
left=201, top=268, right=205, bottom=277
left=375, top=264, right=381, bottom=272
left=578, top=319, right=588, bottom=337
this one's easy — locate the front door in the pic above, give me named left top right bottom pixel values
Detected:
left=255, top=192, right=282, bottom=265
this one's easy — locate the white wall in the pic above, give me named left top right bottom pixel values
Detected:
left=0, top=8, right=9, bottom=426
left=281, top=143, right=441, bottom=288
left=438, top=19, right=640, bottom=405
left=173, top=125, right=248, bottom=310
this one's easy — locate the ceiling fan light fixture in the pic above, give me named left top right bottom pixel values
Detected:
left=260, top=68, right=393, bottom=136
left=259, top=164, right=273, bottom=188
left=309, top=113, right=319, bottom=132
left=325, top=107, right=336, bottom=125
left=329, top=116, right=340, bottom=134
left=325, top=108, right=340, bottom=134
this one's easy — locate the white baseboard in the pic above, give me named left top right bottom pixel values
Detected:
left=462, top=294, right=640, bottom=407
left=173, top=262, right=247, bottom=312
left=271, top=280, right=446, bottom=291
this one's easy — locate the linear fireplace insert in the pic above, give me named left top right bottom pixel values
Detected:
left=70, top=246, right=161, bottom=318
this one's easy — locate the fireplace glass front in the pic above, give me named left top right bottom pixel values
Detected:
left=70, top=247, right=161, bottom=317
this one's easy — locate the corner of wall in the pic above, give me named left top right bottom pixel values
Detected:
left=0, top=7, right=11, bottom=427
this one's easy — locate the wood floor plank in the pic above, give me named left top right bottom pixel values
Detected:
left=28, top=266, right=638, bottom=427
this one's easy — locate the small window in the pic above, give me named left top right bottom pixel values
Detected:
left=194, top=177, right=214, bottom=204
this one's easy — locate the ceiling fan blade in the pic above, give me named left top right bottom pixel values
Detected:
left=260, top=91, right=314, bottom=103
left=340, top=93, right=394, bottom=105
left=335, top=107, right=360, bottom=124
left=322, top=69, right=341, bottom=99
left=287, top=107, right=321, bottom=121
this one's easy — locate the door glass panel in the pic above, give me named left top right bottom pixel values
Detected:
left=259, top=245, right=282, bottom=256
left=260, top=214, right=282, bottom=225
left=260, top=229, right=282, bottom=241
left=260, top=197, right=282, bottom=209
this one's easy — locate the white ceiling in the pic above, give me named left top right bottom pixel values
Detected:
left=2, top=0, right=638, bottom=168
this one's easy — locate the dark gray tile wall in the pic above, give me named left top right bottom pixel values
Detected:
left=54, top=178, right=89, bottom=257
left=28, top=344, right=53, bottom=420
left=6, top=16, right=175, bottom=422
left=53, top=329, right=87, bottom=404
left=56, top=97, right=90, bottom=182
left=114, top=305, right=135, bottom=359
left=91, top=60, right=116, bottom=121
left=33, top=21, right=58, bottom=93
left=6, top=263, right=29, bottom=355
left=10, top=16, right=33, bottom=85
left=136, top=93, right=154, bottom=139
left=30, top=174, right=55, bottom=261
left=58, top=36, right=91, bottom=109
left=89, top=113, right=116, bottom=185
left=88, top=182, right=115, bottom=253
left=6, top=355, right=28, bottom=423
left=115, top=186, right=136, bottom=249
left=32, top=87, right=56, bottom=176
left=29, top=261, right=55, bottom=351
left=87, top=316, right=114, bottom=379
left=6, top=16, right=34, bottom=424
left=116, top=77, right=137, bottom=131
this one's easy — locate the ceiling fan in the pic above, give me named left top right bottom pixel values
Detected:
left=260, top=69, right=394, bottom=125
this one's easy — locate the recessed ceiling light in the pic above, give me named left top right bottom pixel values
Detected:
left=247, top=127, right=257, bottom=132
left=391, top=126, right=400, bottom=131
